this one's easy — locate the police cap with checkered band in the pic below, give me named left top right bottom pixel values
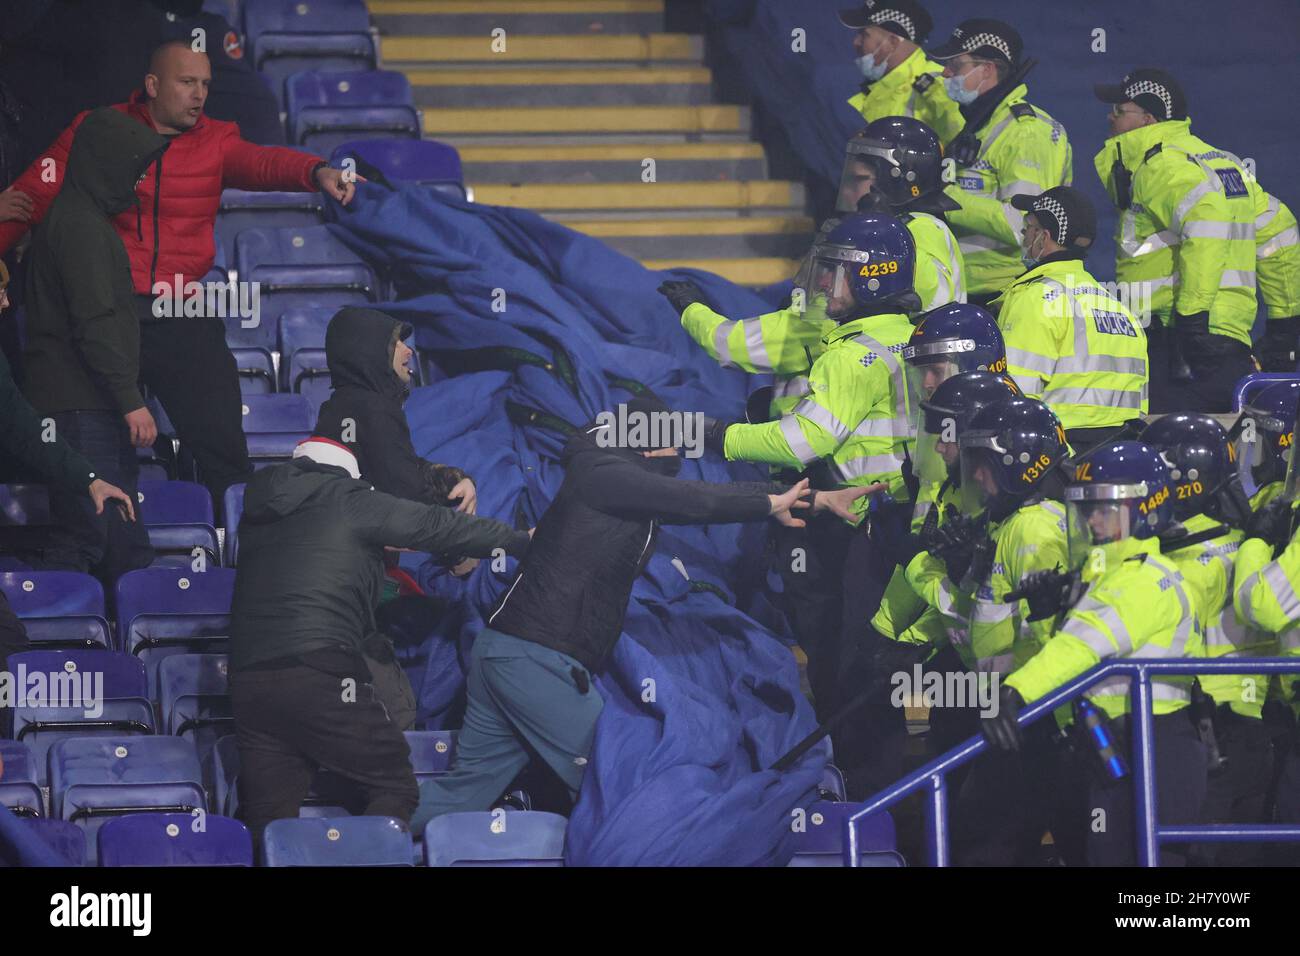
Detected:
left=837, top=0, right=934, bottom=43
left=1010, top=186, right=1097, bottom=250
left=1094, top=68, right=1188, bottom=122
left=928, top=18, right=1022, bottom=66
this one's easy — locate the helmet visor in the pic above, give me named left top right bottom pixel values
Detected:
left=957, top=435, right=1005, bottom=518
left=1064, top=485, right=1146, bottom=572
left=836, top=140, right=895, bottom=214
left=1232, top=406, right=1292, bottom=498
left=915, top=411, right=962, bottom=492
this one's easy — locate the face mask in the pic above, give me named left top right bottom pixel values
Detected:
left=944, top=70, right=981, bottom=105
left=1020, top=230, right=1047, bottom=269
left=854, top=36, right=893, bottom=82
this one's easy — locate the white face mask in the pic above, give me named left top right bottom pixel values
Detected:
left=944, top=67, right=982, bottom=105
left=854, top=35, right=894, bottom=82
left=1021, top=229, right=1049, bottom=269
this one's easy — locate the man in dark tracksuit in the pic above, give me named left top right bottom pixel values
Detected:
left=229, top=437, right=531, bottom=840
left=409, top=396, right=865, bottom=833
left=21, top=108, right=168, bottom=584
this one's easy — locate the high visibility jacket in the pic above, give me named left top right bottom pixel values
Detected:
left=943, top=85, right=1072, bottom=296
left=1254, top=191, right=1300, bottom=319
left=680, top=300, right=835, bottom=418
left=874, top=481, right=962, bottom=644
left=1233, top=518, right=1300, bottom=643
left=966, top=499, right=1069, bottom=676
left=1166, top=514, right=1272, bottom=718
left=1007, top=537, right=1204, bottom=719
left=1094, top=120, right=1257, bottom=345
left=994, top=257, right=1149, bottom=430
left=722, top=312, right=915, bottom=515
left=906, top=211, right=967, bottom=313
left=847, top=48, right=963, bottom=146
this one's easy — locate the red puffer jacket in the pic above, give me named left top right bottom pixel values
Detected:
left=0, top=92, right=322, bottom=295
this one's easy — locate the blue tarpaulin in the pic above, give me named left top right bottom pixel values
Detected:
left=326, top=183, right=824, bottom=866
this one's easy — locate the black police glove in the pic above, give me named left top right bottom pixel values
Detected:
left=982, top=685, right=1026, bottom=752
left=700, top=416, right=730, bottom=456
left=1246, top=498, right=1295, bottom=553
left=1006, top=568, right=1082, bottom=622
left=1262, top=697, right=1297, bottom=738
left=657, top=280, right=706, bottom=315
left=961, top=533, right=997, bottom=590
left=900, top=451, right=920, bottom=502
left=896, top=531, right=928, bottom=568
left=930, top=513, right=983, bottom=582
left=1259, top=316, right=1300, bottom=373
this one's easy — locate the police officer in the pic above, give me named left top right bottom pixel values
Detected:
left=984, top=441, right=1208, bottom=866
left=838, top=0, right=961, bottom=144
left=1093, top=69, right=1258, bottom=413
left=702, top=213, right=917, bottom=794
left=1254, top=190, right=1300, bottom=372
left=837, top=116, right=967, bottom=313
left=929, top=19, right=1072, bottom=301
left=1142, top=414, right=1273, bottom=865
left=1230, top=380, right=1300, bottom=506
left=995, top=186, right=1149, bottom=454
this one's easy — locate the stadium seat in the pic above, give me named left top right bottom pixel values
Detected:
left=223, top=483, right=246, bottom=566
left=212, top=734, right=240, bottom=817
left=157, top=654, right=234, bottom=790
left=137, top=481, right=220, bottom=565
left=262, top=816, right=415, bottom=867
left=233, top=225, right=378, bottom=334
left=278, top=306, right=335, bottom=398
left=49, top=736, right=206, bottom=865
left=114, top=567, right=236, bottom=670
left=9, top=649, right=154, bottom=787
left=0, top=741, right=44, bottom=817
left=404, top=730, right=457, bottom=781
left=818, top=764, right=847, bottom=802
left=245, top=0, right=376, bottom=109
left=330, top=139, right=468, bottom=200
left=285, top=70, right=420, bottom=153
left=787, top=801, right=904, bottom=868
left=423, top=810, right=566, bottom=867
left=9, top=818, right=84, bottom=866
left=232, top=347, right=279, bottom=397
left=0, top=571, right=110, bottom=649
left=98, top=812, right=253, bottom=867
left=217, top=189, right=326, bottom=281
left=240, top=394, right=316, bottom=466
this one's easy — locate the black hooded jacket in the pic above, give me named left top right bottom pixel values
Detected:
left=314, top=307, right=468, bottom=502
left=485, top=425, right=784, bottom=673
left=22, top=107, right=168, bottom=415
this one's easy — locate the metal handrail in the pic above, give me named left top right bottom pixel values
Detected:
left=845, top=657, right=1300, bottom=866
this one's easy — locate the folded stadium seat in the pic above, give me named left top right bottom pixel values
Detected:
left=217, top=189, right=326, bottom=278
left=157, top=654, right=234, bottom=794
left=8, top=818, right=85, bottom=867
left=222, top=483, right=245, bottom=566
left=114, top=567, right=236, bottom=675
left=9, top=649, right=153, bottom=787
left=138, top=396, right=180, bottom=482
left=285, top=70, right=420, bottom=154
left=136, top=481, right=221, bottom=568
left=818, top=764, right=848, bottom=802
left=49, top=736, right=206, bottom=865
left=786, top=801, right=904, bottom=868
left=403, top=730, right=457, bottom=783
left=330, top=139, right=469, bottom=200
left=244, top=0, right=376, bottom=110
left=211, top=733, right=239, bottom=817
left=98, top=812, right=253, bottom=867
left=0, top=741, right=44, bottom=817
left=0, top=571, right=110, bottom=649
left=239, top=394, right=316, bottom=468
left=262, top=816, right=415, bottom=867
left=234, top=225, right=379, bottom=336
left=423, top=810, right=566, bottom=867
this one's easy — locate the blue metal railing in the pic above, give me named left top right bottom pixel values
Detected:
left=845, top=657, right=1300, bottom=866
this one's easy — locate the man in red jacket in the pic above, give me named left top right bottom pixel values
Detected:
left=0, top=41, right=357, bottom=503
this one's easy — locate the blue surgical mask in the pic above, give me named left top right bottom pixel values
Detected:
left=1020, top=231, right=1047, bottom=270
left=855, top=52, right=889, bottom=83
left=945, top=71, right=980, bottom=105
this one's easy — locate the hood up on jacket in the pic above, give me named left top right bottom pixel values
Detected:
left=325, top=306, right=414, bottom=403
left=64, top=107, right=169, bottom=218
left=563, top=394, right=683, bottom=478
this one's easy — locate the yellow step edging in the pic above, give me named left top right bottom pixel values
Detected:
left=382, top=33, right=698, bottom=63
left=473, top=181, right=801, bottom=210
left=404, top=66, right=713, bottom=86
left=556, top=216, right=814, bottom=237
left=458, top=142, right=764, bottom=162
left=423, top=105, right=743, bottom=134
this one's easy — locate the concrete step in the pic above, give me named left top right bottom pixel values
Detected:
left=370, top=0, right=665, bottom=36
left=638, top=257, right=798, bottom=287
left=555, top=215, right=814, bottom=259
left=472, top=180, right=805, bottom=214
left=423, top=103, right=749, bottom=139
left=380, top=32, right=703, bottom=67
left=458, top=142, right=768, bottom=184
left=405, top=66, right=714, bottom=107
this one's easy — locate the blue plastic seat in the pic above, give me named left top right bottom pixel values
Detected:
left=245, top=0, right=376, bottom=108
left=423, top=810, right=566, bottom=867
left=818, top=764, right=847, bottom=802
left=137, top=481, right=220, bottom=564
left=0, top=741, right=44, bottom=817
left=98, top=812, right=253, bottom=867
left=262, top=816, right=414, bottom=867
left=278, top=306, right=335, bottom=397
left=157, top=654, right=234, bottom=793
left=240, top=394, right=316, bottom=465
left=218, top=189, right=326, bottom=281
left=114, top=567, right=235, bottom=671
left=786, top=801, right=904, bottom=867
left=286, top=70, right=420, bottom=153
left=223, top=483, right=246, bottom=566
left=0, top=571, right=110, bottom=649
left=330, top=139, right=466, bottom=199
left=404, top=730, right=457, bottom=782
left=212, top=734, right=240, bottom=817
left=49, top=736, right=206, bottom=865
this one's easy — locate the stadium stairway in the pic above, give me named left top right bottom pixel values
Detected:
left=370, top=0, right=812, bottom=286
